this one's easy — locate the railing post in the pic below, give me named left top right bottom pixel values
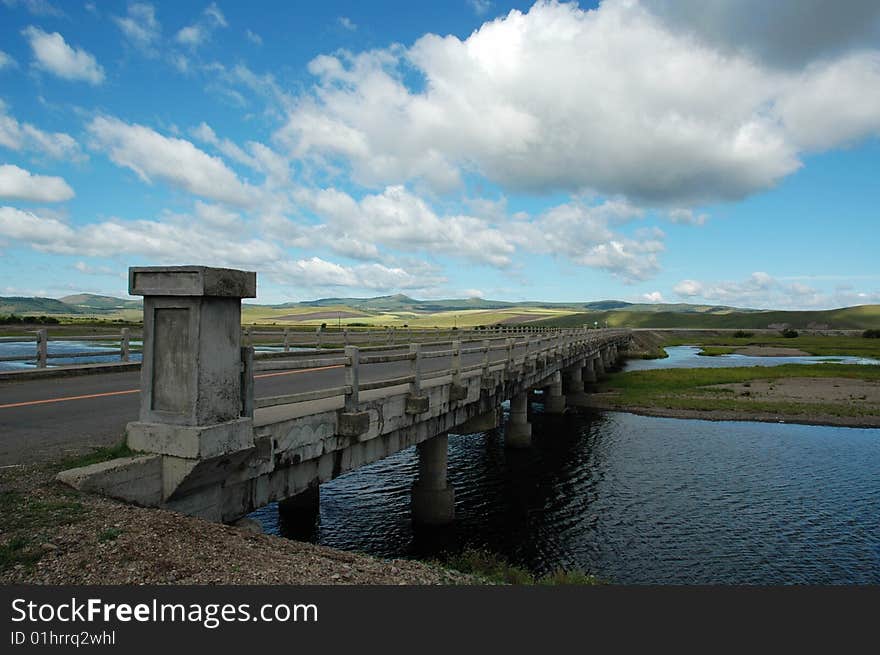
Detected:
left=344, top=329, right=349, bottom=346
left=482, top=339, right=490, bottom=376
left=387, top=327, right=392, bottom=345
left=243, top=327, right=251, bottom=347
left=314, top=326, right=322, bottom=350
left=36, top=328, right=47, bottom=368
left=506, top=337, right=514, bottom=372
left=409, top=343, right=422, bottom=396
left=120, top=327, right=130, bottom=362
left=452, top=339, right=461, bottom=386
left=240, top=345, right=254, bottom=418
left=344, top=345, right=359, bottom=412
left=283, top=328, right=290, bottom=353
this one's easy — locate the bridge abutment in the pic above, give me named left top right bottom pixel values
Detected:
left=411, top=433, right=455, bottom=525
left=505, top=392, right=532, bottom=448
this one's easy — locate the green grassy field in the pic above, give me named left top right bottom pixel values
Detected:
left=661, top=334, right=880, bottom=359
left=597, top=363, right=880, bottom=420
left=533, top=305, right=880, bottom=330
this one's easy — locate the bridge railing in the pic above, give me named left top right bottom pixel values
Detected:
left=246, top=328, right=630, bottom=414
left=0, top=328, right=140, bottom=369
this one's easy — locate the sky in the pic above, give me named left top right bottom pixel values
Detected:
left=0, top=0, right=878, bottom=309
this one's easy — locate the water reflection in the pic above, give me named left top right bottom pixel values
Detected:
left=251, top=409, right=880, bottom=584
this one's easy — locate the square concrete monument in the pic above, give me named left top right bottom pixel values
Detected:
left=126, top=266, right=257, bottom=460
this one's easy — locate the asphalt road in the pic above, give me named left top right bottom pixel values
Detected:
left=0, top=342, right=538, bottom=466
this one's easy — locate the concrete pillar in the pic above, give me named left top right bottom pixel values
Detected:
left=563, top=365, right=584, bottom=397
left=582, top=357, right=597, bottom=383
left=411, top=433, right=455, bottom=525
left=125, top=266, right=256, bottom=460
left=506, top=392, right=532, bottom=448
left=594, top=353, right=606, bottom=378
left=543, top=371, right=566, bottom=414
left=278, top=484, right=320, bottom=523
left=278, top=484, right=320, bottom=539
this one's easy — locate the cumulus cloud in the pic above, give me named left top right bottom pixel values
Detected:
left=468, top=0, right=492, bottom=16
left=0, top=101, right=84, bottom=161
left=114, top=3, right=161, bottom=53
left=668, top=271, right=871, bottom=309
left=1, top=0, right=63, bottom=17
left=337, top=17, right=356, bottom=31
left=87, top=116, right=256, bottom=206
left=668, top=208, right=708, bottom=226
left=0, top=50, right=17, bottom=70
left=22, top=26, right=105, bottom=84
left=0, top=164, right=74, bottom=202
left=176, top=2, right=227, bottom=48
left=0, top=204, right=447, bottom=295
left=275, top=0, right=880, bottom=208
left=296, top=185, right=516, bottom=267
left=643, top=0, right=880, bottom=69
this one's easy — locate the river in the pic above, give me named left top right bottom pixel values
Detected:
left=251, top=345, right=880, bottom=584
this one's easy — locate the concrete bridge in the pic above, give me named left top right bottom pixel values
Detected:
left=58, top=266, right=631, bottom=526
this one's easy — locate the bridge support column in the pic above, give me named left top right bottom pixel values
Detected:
left=411, top=433, right=455, bottom=525
left=594, top=353, right=606, bottom=378
left=506, top=392, right=532, bottom=448
left=278, top=484, right=320, bottom=532
left=563, top=365, right=584, bottom=398
left=543, top=371, right=565, bottom=414
left=582, top=358, right=597, bottom=384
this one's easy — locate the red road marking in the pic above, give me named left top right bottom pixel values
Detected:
left=0, top=364, right=344, bottom=410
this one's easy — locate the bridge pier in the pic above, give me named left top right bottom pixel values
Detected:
left=505, top=392, right=532, bottom=448
left=582, top=357, right=597, bottom=384
left=543, top=371, right=566, bottom=414
left=563, top=365, right=585, bottom=399
left=278, top=484, right=320, bottom=535
left=411, top=433, right=455, bottom=525
left=594, top=351, right=606, bottom=378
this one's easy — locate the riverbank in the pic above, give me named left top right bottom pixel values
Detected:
left=590, top=363, right=880, bottom=428
left=0, top=460, right=477, bottom=585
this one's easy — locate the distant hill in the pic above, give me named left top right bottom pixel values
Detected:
left=0, top=296, right=82, bottom=315
left=60, top=294, right=141, bottom=311
left=0, top=294, right=140, bottom=316
left=531, top=305, right=880, bottom=330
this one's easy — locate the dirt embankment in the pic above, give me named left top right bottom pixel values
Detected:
left=732, top=346, right=810, bottom=356
left=0, top=464, right=476, bottom=585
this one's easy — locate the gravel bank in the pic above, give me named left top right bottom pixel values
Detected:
left=0, top=464, right=477, bottom=585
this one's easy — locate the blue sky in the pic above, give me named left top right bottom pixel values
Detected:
left=0, top=0, right=878, bottom=308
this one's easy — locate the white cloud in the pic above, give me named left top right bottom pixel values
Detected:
left=468, top=0, right=492, bottom=16
left=1, top=0, right=62, bottom=17
left=175, top=2, right=227, bottom=48
left=276, top=0, right=880, bottom=208
left=337, top=16, right=357, bottom=31
left=22, top=26, right=105, bottom=84
left=0, top=164, right=74, bottom=202
left=245, top=29, right=262, bottom=45
left=0, top=101, right=84, bottom=161
left=74, top=261, right=117, bottom=276
left=297, top=185, right=516, bottom=267
left=643, top=0, right=880, bottom=69
left=87, top=116, right=255, bottom=206
left=668, top=208, right=708, bottom=226
left=0, top=205, right=446, bottom=295
left=669, top=271, right=860, bottom=308
left=0, top=50, right=17, bottom=70
left=114, top=3, right=161, bottom=52
left=642, top=291, right=664, bottom=303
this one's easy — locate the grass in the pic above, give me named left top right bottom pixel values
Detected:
left=59, top=442, right=136, bottom=471
left=98, top=527, right=123, bottom=542
left=441, top=548, right=601, bottom=585
left=597, top=363, right=880, bottom=418
left=662, top=334, right=880, bottom=359
left=0, top=490, right=87, bottom=572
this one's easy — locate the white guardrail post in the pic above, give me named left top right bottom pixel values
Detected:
left=409, top=343, right=422, bottom=396
left=283, top=328, right=290, bottom=353
left=240, top=345, right=254, bottom=418
left=36, top=328, right=48, bottom=368
left=344, top=345, right=359, bottom=412
left=120, top=327, right=130, bottom=362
